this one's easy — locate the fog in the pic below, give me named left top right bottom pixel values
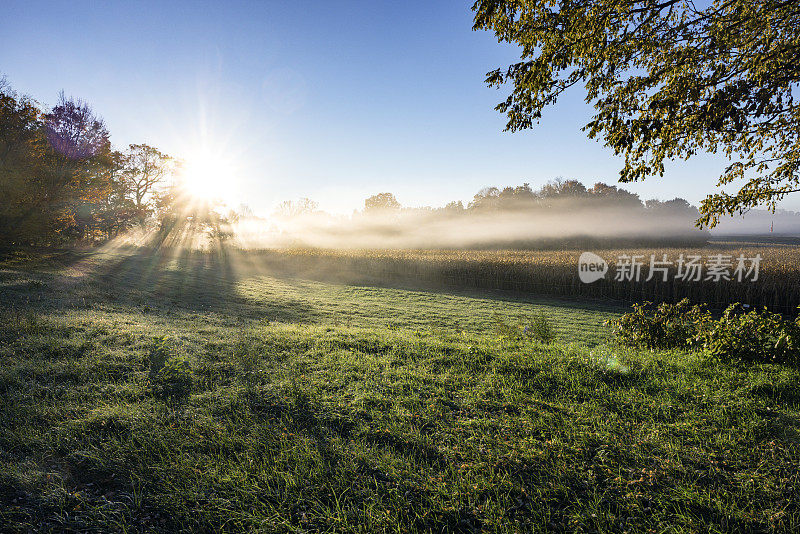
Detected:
left=231, top=203, right=710, bottom=250
left=144, top=181, right=800, bottom=251
left=710, top=209, right=800, bottom=237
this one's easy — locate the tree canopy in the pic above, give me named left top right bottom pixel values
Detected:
left=364, top=192, right=402, bottom=213
left=472, top=0, right=800, bottom=226
left=1, top=86, right=115, bottom=244
left=0, top=79, right=180, bottom=246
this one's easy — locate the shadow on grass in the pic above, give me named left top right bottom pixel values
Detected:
left=1, top=242, right=319, bottom=323
left=2, top=242, right=625, bottom=328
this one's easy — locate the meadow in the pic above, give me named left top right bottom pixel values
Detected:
left=1, top=246, right=799, bottom=532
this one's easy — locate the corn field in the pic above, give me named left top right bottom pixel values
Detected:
left=246, top=245, right=800, bottom=314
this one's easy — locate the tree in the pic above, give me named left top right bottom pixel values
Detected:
left=1, top=79, right=179, bottom=247
left=124, top=144, right=174, bottom=223
left=646, top=197, right=698, bottom=216
left=95, top=150, right=138, bottom=239
left=497, top=183, right=538, bottom=210
left=45, top=92, right=109, bottom=162
left=442, top=200, right=466, bottom=214
left=472, top=0, right=800, bottom=226
left=364, top=192, right=401, bottom=213
left=153, top=181, right=233, bottom=243
left=539, top=179, right=588, bottom=199
left=0, top=83, right=47, bottom=245
left=588, top=182, right=643, bottom=208
left=43, top=93, right=113, bottom=242
left=469, top=187, right=501, bottom=210
left=0, top=90, right=113, bottom=245
left=1, top=85, right=117, bottom=245
left=274, top=197, right=319, bottom=218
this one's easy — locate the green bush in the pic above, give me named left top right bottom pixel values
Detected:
left=148, top=336, right=171, bottom=380
left=609, top=300, right=800, bottom=364
left=605, top=299, right=710, bottom=350
left=523, top=313, right=557, bottom=343
left=699, top=306, right=800, bottom=364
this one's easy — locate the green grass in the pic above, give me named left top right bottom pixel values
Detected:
left=1, top=247, right=799, bottom=532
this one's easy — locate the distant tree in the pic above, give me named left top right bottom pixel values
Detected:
left=237, top=203, right=254, bottom=218
left=274, top=197, right=319, bottom=218
left=124, top=144, right=174, bottom=223
left=587, top=183, right=616, bottom=197
left=646, top=198, right=698, bottom=216
left=473, top=0, right=800, bottom=226
left=364, top=192, right=401, bottom=213
left=539, top=179, right=588, bottom=199
left=587, top=182, right=643, bottom=208
left=443, top=200, right=466, bottom=213
left=469, top=187, right=501, bottom=210
left=503, top=183, right=539, bottom=210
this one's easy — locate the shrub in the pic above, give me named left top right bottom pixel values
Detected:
left=699, top=306, right=800, bottom=364
left=523, top=313, right=557, bottom=343
left=605, top=299, right=710, bottom=350
left=609, top=300, right=800, bottom=364
left=148, top=336, right=171, bottom=380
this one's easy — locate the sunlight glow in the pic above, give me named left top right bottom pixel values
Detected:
left=181, top=152, right=240, bottom=205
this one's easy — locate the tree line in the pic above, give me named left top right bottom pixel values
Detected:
left=278, top=180, right=705, bottom=221
left=268, top=181, right=709, bottom=249
left=1, top=78, right=178, bottom=248
left=362, top=180, right=702, bottom=218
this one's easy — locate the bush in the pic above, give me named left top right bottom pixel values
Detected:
left=605, top=299, right=710, bottom=350
left=699, top=306, right=800, bottom=364
left=609, top=300, right=800, bottom=364
left=148, top=336, right=171, bottom=380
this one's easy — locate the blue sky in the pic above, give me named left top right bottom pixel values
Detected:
left=2, top=0, right=793, bottom=215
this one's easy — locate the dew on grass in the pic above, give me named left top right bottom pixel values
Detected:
left=590, top=344, right=629, bottom=374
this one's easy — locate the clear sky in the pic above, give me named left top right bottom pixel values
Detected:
left=2, top=0, right=796, bottom=215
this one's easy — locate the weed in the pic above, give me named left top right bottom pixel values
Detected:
left=152, top=355, right=193, bottom=402
left=493, top=312, right=557, bottom=343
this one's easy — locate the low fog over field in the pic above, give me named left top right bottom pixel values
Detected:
left=234, top=181, right=712, bottom=250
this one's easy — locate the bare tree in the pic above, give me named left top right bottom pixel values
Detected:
left=274, top=197, right=319, bottom=219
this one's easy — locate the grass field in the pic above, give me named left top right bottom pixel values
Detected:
left=1, top=247, right=799, bottom=532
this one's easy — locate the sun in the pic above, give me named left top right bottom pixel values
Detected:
left=181, top=152, right=239, bottom=204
